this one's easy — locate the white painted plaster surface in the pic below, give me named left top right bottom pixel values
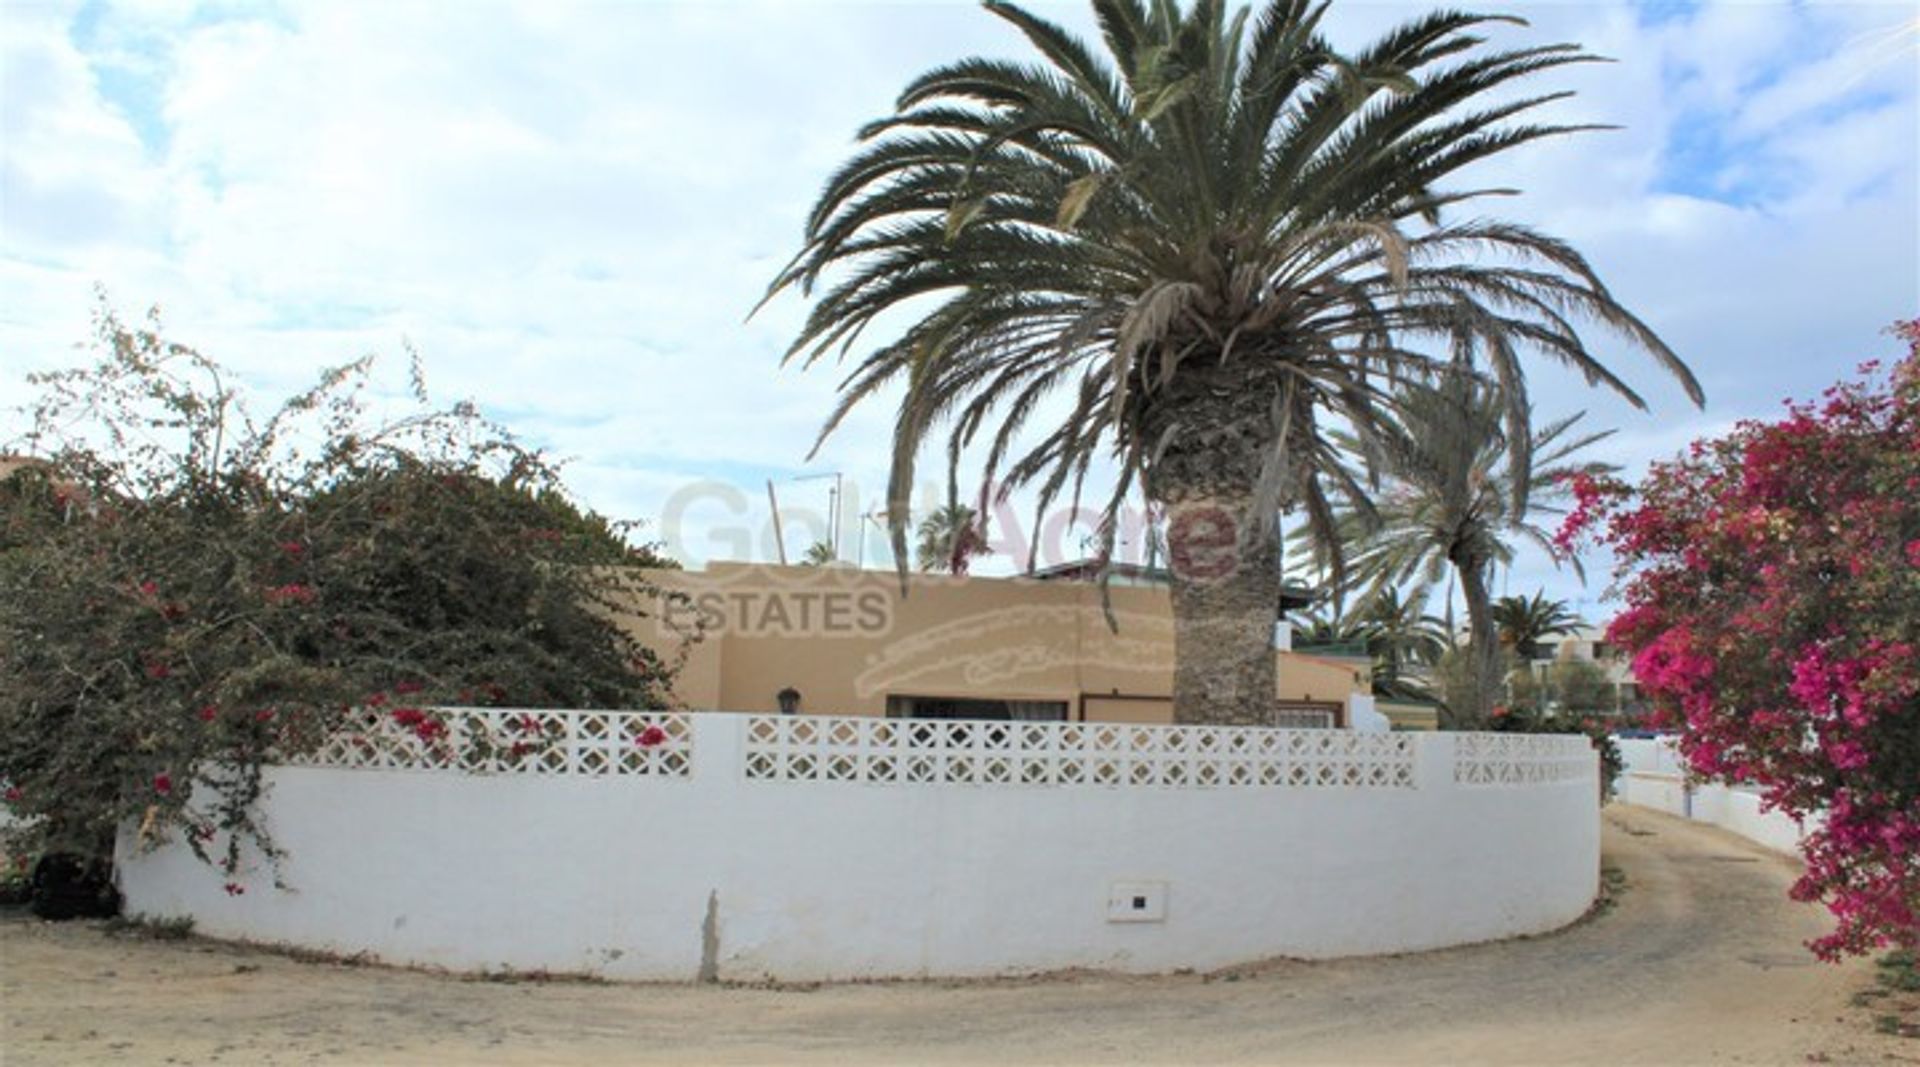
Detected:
left=119, top=714, right=1599, bottom=981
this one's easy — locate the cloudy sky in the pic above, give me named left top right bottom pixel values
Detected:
left=4, top=0, right=1916, bottom=620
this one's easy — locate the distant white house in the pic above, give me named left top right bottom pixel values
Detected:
left=1520, top=625, right=1645, bottom=717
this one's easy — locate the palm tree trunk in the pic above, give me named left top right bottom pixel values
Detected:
left=1162, top=494, right=1279, bottom=726
left=1455, top=558, right=1500, bottom=730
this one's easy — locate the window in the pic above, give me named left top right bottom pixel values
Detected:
left=1272, top=703, right=1339, bottom=729
left=884, top=696, right=1068, bottom=722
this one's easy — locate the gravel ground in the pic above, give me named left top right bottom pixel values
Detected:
left=0, top=807, right=1909, bottom=1066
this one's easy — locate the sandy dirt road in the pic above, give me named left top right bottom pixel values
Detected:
left=0, top=806, right=1909, bottom=1066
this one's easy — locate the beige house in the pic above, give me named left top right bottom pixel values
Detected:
left=1520, top=624, right=1646, bottom=716
left=631, top=561, right=1374, bottom=727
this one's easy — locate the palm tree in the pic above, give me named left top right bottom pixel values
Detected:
left=800, top=540, right=837, bottom=567
left=1290, top=589, right=1443, bottom=701
left=1303, top=366, right=1613, bottom=726
left=915, top=504, right=992, bottom=573
left=1492, top=590, right=1581, bottom=660
left=1290, top=604, right=1376, bottom=651
left=766, top=0, right=1701, bottom=724
left=1355, top=587, right=1449, bottom=700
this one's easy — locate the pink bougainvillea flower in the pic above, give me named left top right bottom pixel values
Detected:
left=263, top=583, right=317, bottom=606
left=1592, top=324, right=1920, bottom=960
left=635, top=725, right=669, bottom=748
left=391, top=707, right=446, bottom=742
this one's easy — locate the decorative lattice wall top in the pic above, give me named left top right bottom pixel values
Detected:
left=290, top=708, right=692, bottom=777
left=742, top=716, right=1416, bottom=789
left=1452, top=733, right=1597, bottom=786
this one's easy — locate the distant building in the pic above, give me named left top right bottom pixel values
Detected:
left=1519, top=625, right=1645, bottom=717
left=627, top=561, right=1379, bottom=729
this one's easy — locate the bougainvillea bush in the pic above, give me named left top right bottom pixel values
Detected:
left=1571, top=321, right=1919, bottom=959
left=0, top=307, right=685, bottom=888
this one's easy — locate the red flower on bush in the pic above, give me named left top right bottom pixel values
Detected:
left=391, top=707, right=446, bottom=743
left=3, top=786, right=21, bottom=803
left=279, top=540, right=304, bottom=557
left=198, top=705, right=219, bottom=722
left=223, top=882, right=245, bottom=896
left=635, top=725, right=669, bottom=748
left=394, top=680, right=424, bottom=694
left=263, top=583, right=317, bottom=606
left=153, top=773, right=172, bottom=795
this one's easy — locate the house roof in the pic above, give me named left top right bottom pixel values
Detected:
left=1026, top=557, right=1318, bottom=611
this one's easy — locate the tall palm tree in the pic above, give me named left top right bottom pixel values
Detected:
left=915, top=504, right=992, bottom=573
left=1492, top=589, right=1581, bottom=660
left=766, top=0, right=1701, bottom=724
left=1303, top=366, right=1613, bottom=726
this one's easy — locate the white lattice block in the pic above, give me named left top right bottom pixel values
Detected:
left=288, top=708, right=692, bottom=778
left=739, top=715, right=1416, bottom=790
left=1452, top=733, right=1597, bottom=786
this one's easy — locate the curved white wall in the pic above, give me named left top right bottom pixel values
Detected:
left=117, top=713, right=1600, bottom=981
left=1616, top=736, right=1816, bottom=857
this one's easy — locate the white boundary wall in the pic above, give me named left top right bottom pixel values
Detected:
left=1615, top=737, right=1815, bottom=857
left=118, top=712, right=1600, bottom=982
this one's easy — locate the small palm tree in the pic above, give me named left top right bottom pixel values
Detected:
left=767, top=0, right=1701, bottom=724
left=1355, top=587, right=1449, bottom=699
left=1294, top=589, right=1447, bottom=701
left=1492, top=590, right=1581, bottom=660
left=915, top=504, right=992, bottom=574
left=1301, top=365, right=1614, bottom=726
left=1291, top=605, right=1377, bottom=651
left=800, top=540, right=837, bottom=567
